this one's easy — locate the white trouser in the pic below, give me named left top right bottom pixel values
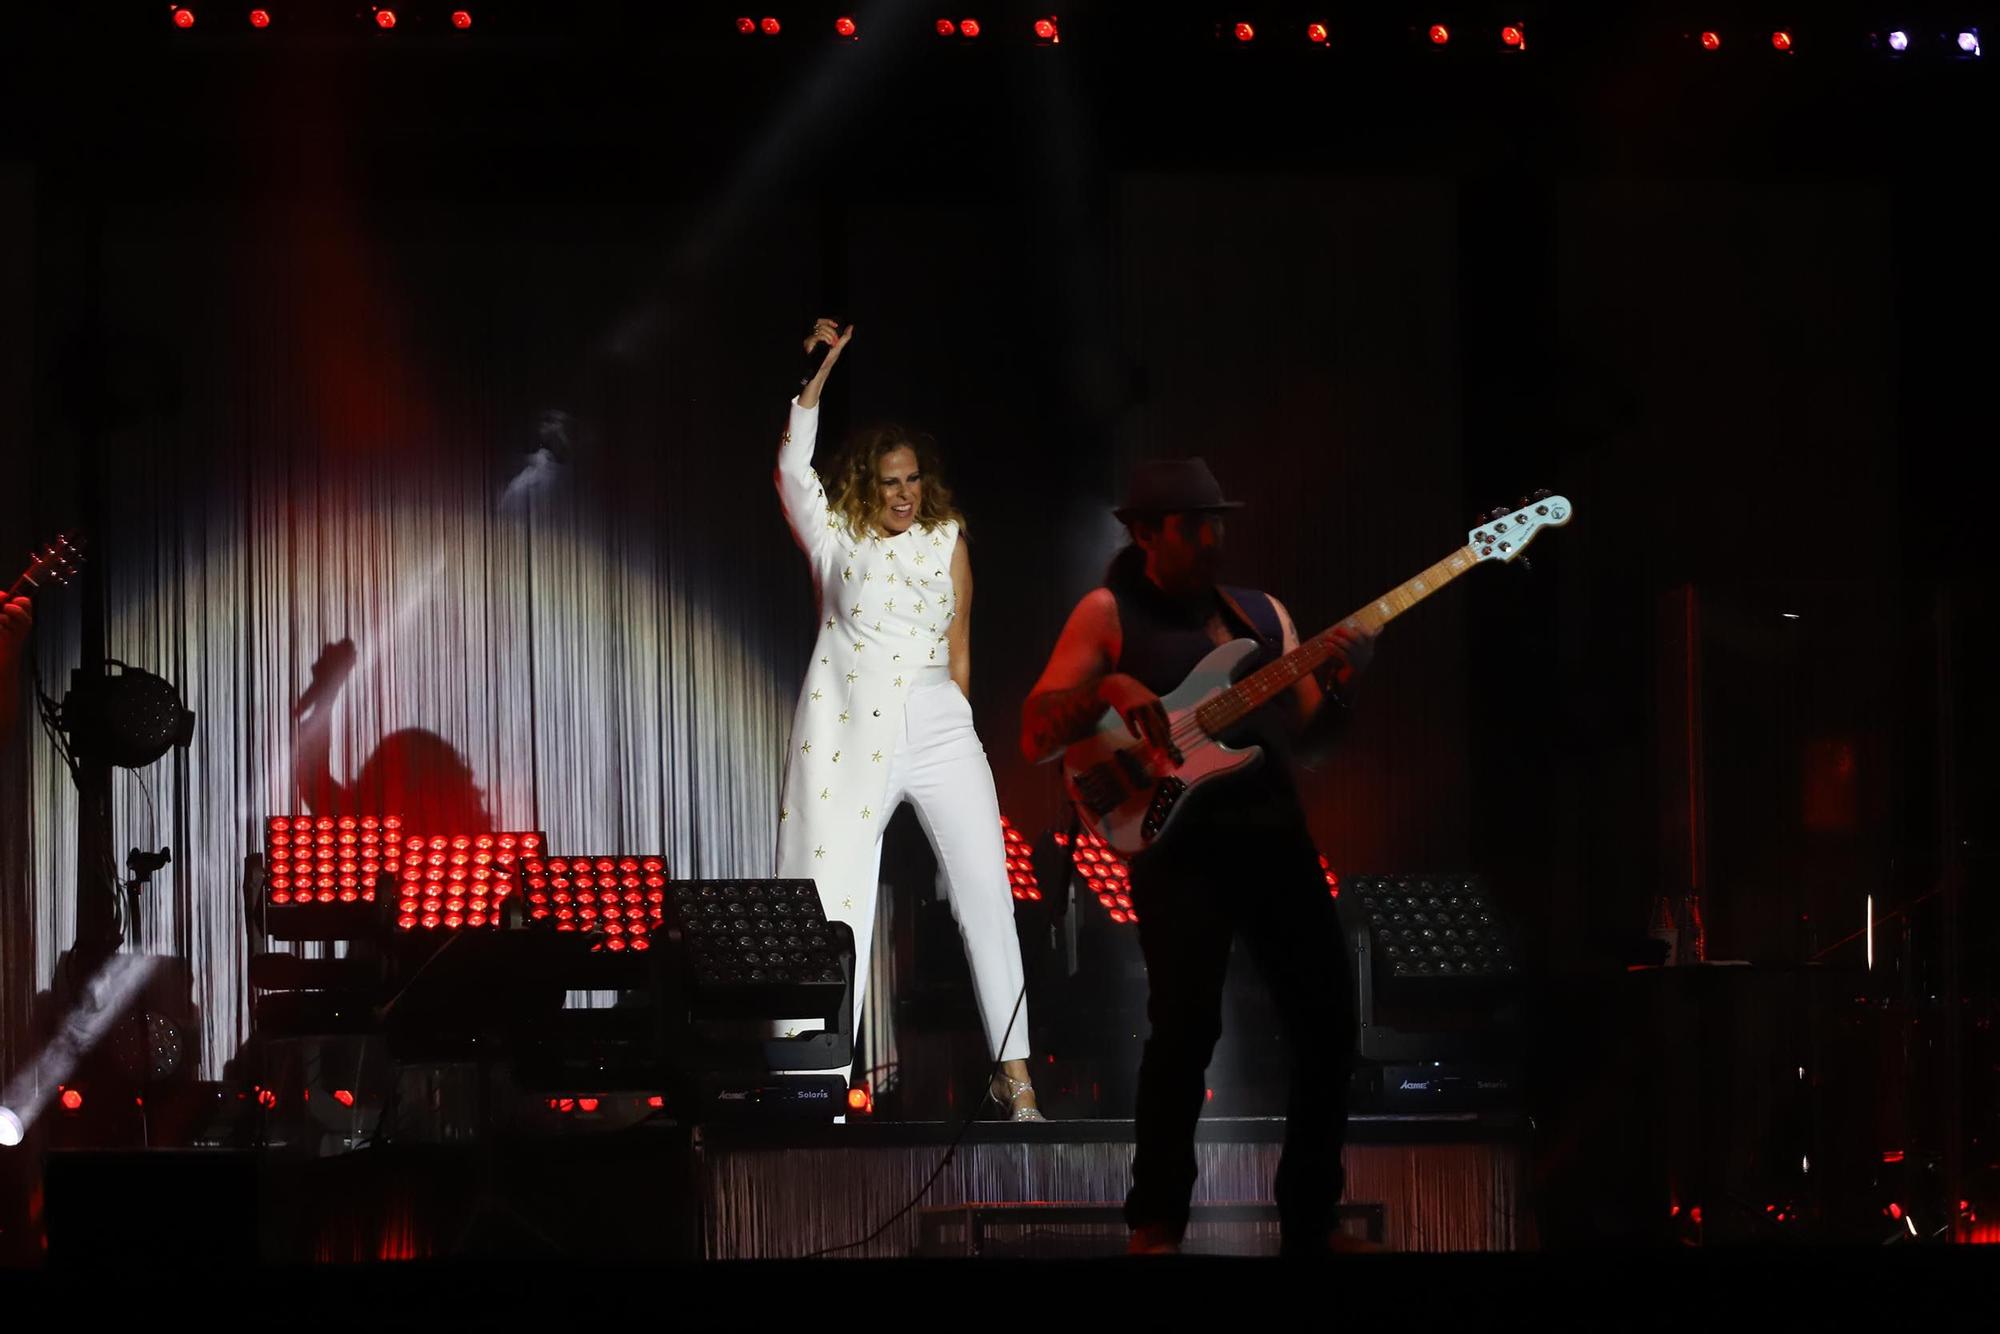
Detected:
left=794, top=677, right=1033, bottom=1091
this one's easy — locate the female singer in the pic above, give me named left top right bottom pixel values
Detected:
left=772, top=318, right=1041, bottom=1121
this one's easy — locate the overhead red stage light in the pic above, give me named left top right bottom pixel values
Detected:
left=60, top=1087, right=83, bottom=1111
left=1502, top=25, right=1524, bottom=49
left=1429, top=24, right=1450, bottom=46
left=960, top=18, right=981, bottom=38
left=452, top=10, right=471, bottom=30
left=1307, top=23, right=1329, bottom=45
left=1234, top=23, right=1255, bottom=43
left=1700, top=30, right=1721, bottom=50
left=332, top=1089, right=356, bottom=1107
left=936, top=18, right=956, bottom=36
left=737, top=16, right=756, bottom=33
left=375, top=9, right=397, bottom=31
left=249, top=9, right=270, bottom=28
left=835, top=17, right=856, bottom=37
left=172, top=7, right=195, bottom=28
left=1033, top=17, right=1057, bottom=42
left=761, top=16, right=781, bottom=35
left=1771, top=30, right=1793, bottom=52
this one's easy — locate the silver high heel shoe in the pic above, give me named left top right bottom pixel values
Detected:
left=989, top=1074, right=1046, bottom=1123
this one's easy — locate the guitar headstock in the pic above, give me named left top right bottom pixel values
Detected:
left=20, top=534, right=86, bottom=589
left=1467, top=490, right=1571, bottom=564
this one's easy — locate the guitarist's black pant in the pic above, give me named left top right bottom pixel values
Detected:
left=1124, top=814, right=1356, bottom=1249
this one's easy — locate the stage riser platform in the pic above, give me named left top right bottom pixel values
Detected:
left=698, top=1132, right=1529, bottom=1257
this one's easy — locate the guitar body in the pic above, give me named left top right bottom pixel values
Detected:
left=1062, top=639, right=1267, bottom=857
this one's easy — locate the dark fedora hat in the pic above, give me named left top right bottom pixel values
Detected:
left=1113, top=457, right=1246, bottom=521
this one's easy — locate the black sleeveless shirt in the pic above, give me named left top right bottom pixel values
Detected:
left=1102, top=547, right=1307, bottom=833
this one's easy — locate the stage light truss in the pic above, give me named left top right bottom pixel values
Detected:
left=521, top=853, right=669, bottom=951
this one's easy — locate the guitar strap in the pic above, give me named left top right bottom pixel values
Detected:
left=1214, top=585, right=1274, bottom=648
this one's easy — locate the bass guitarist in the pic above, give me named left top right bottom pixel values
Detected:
left=1018, top=457, right=1376, bottom=1256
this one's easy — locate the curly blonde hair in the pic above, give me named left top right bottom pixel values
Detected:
left=824, top=423, right=967, bottom=538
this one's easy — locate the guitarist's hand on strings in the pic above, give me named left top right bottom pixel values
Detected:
left=1318, top=623, right=1377, bottom=692
left=797, top=317, right=855, bottom=410
left=1099, top=672, right=1182, bottom=768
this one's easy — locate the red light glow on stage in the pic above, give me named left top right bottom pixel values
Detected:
left=737, top=16, right=756, bottom=33
left=1034, top=17, right=1057, bottom=42
left=835, top=17, right=857, bottom=38
left=1235, top=23, right=1255, bottom=43
left=960, top=18, right=981, bottom=38
left=521, top=852, right=668, bottom=948
left=257, top=1088, right=278, bottom=1109
left=250, top=8, right=270, bottom=28
left=1308, top=23, right=1329, bottom=45
left=848, top=1085, right=873, bottom=1113
left=452, top=9, right=471, bottom=28
left=332, top=1089, right=356, bottom=1107
left=761, top=16, right=781, bottom=36
left=937, top=19, right=956, bottom=36
left=1502, top=25, right=1524, bottom=48
left=59, top=1087, right=82, bottom=1111
left=1772, top=30, right=1793, bottom=52
left=1002, top=817, right=1041, bottom=902
left=172, top=7, right=195, bottom=28
left=1320, top=855, right=1340, bottom=899
left=1429, top=24, right=1450, bottom=46
left=1700, top=30, right=1721, bottom=50
left=578, top=1097, right=600, bottom=1112
left=375, top=8, right=397, bottom=30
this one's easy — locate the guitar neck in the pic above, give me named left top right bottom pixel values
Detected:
left=1198, top=544, right=1481, bottom=732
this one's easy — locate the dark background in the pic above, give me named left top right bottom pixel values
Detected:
left=1, top=0, right=1993, bottom=1241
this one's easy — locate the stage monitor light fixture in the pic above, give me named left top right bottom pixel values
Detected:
left=1307, top=23, right=1329, bottom=45
left=737, top=15, right=756, bottom=33
left=835, top=16, right=857, bottom=38
left=1771, top=29, right=1793, bottom=52
left=171, top=6, right=195, bottom=28
left=374, top=7, right=397, bottom=30
left=1887, top=30, right=1910, bottom=52
left=249, top=7, right=270, bottom=28
left=1001, top=817, right=1041, bottom=902
left=960, top=17, right=981, bottom=38
left=1958, top=29, right=1981, bottom=57
left=1501, top=23, right=1525, bottom=51
left=936, top=18, right=956, bottom=36
left=1429, top=23, right=1451, bottom=46
left=1033, top=16, right=1058, bottom=43
left=452, top=8, right=471, bottom=29
left=1700, top=30, right=1722, bottom=51
left=761, top=15, right=781, bottom=36
left=1234, top=22, right=1255, bottom=43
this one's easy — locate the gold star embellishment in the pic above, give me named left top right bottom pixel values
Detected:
left=814, top=845, right=826, bottom=858
left=932, top=536, right=943, bottom=548
left=914, top=600, right=926, bottom=614
left=884, top=598, right=896, bottom=612
left=838, top=710, right=850, bottom=723
left=780, top=807, right=789, bottom=822
left=872, top=751, right=883, bottom=763
left=800, top=741, right=812, bottom=754
left=825, top=617, right=835, bottom=629
left=860, top=806, right=872, bottom=820
left=928, top=648, right=937, bottom=660
left=863, top=572, right=874, bottom=582
left=842, top=567, right=853, bottom=582
left=886, top=573, right=899, bottom=586
left=821, top=656, right=830, bottom=665
left=811, top=689, right=823, bottom=701
left=845, top=670, right=859, bottom=683
left=919, top=578, right=930, bottom=588
left=841, top=896, right=854, bottom=909
left=874, top=621, right=884, bottom=632
left=831, top=751, right=841, bottom=763
left=781, top=430, right=793, bottom=444
left=893, top=676, right=904, bottom=687
left=852, top=641, right=865, bottom=653
left=820, top=788, right=830, bottom=800
left=885, top=549, right=896, bottom=561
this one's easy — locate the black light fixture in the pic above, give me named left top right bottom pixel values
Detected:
left=61, top=660, right=195, bottom=769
